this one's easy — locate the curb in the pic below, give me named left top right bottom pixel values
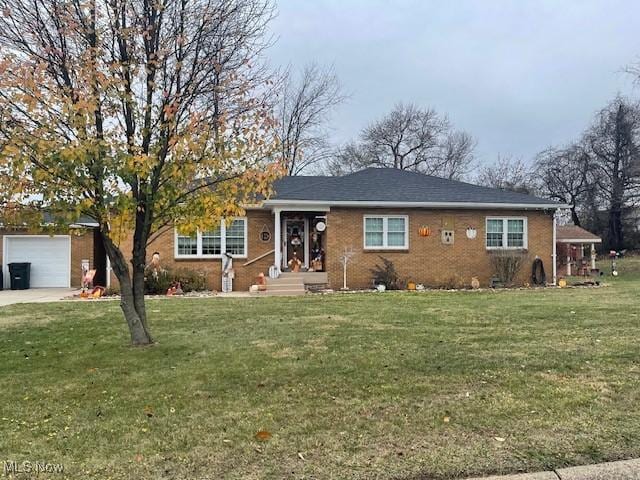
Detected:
left=465, top=459, right=640, bottom=480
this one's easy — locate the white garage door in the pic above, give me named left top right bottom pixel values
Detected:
left=3, top=236, right=71, bottom=288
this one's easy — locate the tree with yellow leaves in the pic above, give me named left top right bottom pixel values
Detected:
left=0, top=0, right=282, bottom=345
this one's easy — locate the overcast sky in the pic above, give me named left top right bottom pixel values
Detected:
left=266, top=0, right=640, bottom=167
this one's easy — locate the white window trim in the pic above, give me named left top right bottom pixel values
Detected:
left=485, top=217, right=528, bottom=250
left=174, top=217, right=248, bottom=259
left=363, top=215, right=409, bottom=250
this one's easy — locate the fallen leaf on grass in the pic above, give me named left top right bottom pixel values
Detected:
left=298, top=452, right=306, bottom=461
left=494, top=436, right=506, bottom=442
left=144, top=406, right=154, bottom=418
left=255, top=430, right=271, bottom=441
left=443, top=416, right=450, bottom=423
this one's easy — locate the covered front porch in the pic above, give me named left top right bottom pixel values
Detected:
left=258, top=207, right=330, bottom=293
left=272, top=208, right=329, bottom=275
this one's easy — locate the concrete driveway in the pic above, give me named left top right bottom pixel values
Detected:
left=0, top=288, right=80, bottom=307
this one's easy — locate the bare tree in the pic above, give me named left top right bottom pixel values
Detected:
left=328, top=102, right=475, bottom=179
left=276, top=64, right=344, bottom=175
left=475, top=155, right=537, bottom=194
left=439, top=130, right=476, bottom=180
left=585, top=96, right=640, bottom=250
left=534, top=144, right=595, bottom=226
left=325, top=141, right=367, bottom=176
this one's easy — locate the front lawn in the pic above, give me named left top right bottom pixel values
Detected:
left=2, top=262, right=640, bottom=479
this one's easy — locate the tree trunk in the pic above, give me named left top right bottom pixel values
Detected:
left=120, top=274, right=153, bottom=346
left=570, top=206, right=581, bottom=227
left=607, top=204, right=624, bottom=251
left=131, top=246, right=150, bottom=335
left=101, top=231, right=153, bottom=346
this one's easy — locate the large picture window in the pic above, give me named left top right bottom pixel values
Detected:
left=485, top=217, right=527, bottom=249
left=175, top=218, right=247, bottom=258
left=363, top=215, right=408, bottom=249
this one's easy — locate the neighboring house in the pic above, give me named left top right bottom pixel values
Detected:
left=1, top=168, right=564, bottom=291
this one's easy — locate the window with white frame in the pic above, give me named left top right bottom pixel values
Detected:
left=176, top=234, right=198, bottom=256
left=485, top=217, right=527, bottom=249
left=364, top=215, right=408, bottom=249
left=224, top=219, right=247, bottom=256
left=175, top=218, right=247, bottom=258
left=201, top=227, right=222, bottom=256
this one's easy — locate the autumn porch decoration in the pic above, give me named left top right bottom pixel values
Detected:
left=418, top=225, right=431, bottom=237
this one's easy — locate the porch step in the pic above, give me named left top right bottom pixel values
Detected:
left=262, top=287, right=307, bottom=297
left=279, top=271, right=328, bottom=284
left=261, top=275, right=306, bottom=296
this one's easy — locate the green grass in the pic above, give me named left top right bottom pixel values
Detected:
left=2, top=258, right=640, bottom=479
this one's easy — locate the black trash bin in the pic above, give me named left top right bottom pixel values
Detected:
left=8, top=262, right=31, bottom=290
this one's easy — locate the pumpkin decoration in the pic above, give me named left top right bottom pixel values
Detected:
left=418, top=225, right=431, bottom=237
left=407, top=281, right=416, bottom=291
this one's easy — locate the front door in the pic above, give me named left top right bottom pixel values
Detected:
left=284, top=218, right=306, bottom=270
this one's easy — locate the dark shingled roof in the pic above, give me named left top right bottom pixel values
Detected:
left=269, top=168, right=559, bottom=206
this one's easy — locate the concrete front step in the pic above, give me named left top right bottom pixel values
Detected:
left=279, top=271, right=328, bottom=284
left=266, top=278, right=305, bottom=286
left=261, top=289, right=306, bottom=296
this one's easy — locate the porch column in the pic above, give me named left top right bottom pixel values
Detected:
left=566, top=244, right=571, bottom=276
left=274, top=208, right=281, bottom=272
left=591, top=243, right=597, bottom=270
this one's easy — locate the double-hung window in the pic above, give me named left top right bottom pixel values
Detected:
left=485, top=217, right=527, bottom=249
left=175, top=217, right=247, bottom=258
left=364, top=215, right=408, bottom=249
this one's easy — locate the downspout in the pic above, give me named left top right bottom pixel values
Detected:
left=552, top=209, right=558, bottom=286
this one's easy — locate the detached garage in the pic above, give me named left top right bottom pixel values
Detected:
left=0, top=225, right=104, bottom=289
left=2, top=236, right=71, bottom=288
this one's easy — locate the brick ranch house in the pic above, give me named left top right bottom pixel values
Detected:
left=1, top=168, right=566, bottom=291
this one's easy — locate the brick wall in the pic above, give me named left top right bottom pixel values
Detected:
left=107, top=207, right=554, bottom=292
left=324, top=208, right=554, bottom=289
left=110, top=209, right=276, bottom=291
left=70, top=230, right=95, bottom=287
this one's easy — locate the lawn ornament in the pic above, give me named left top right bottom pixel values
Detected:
left=531, top=257, right=546, bottom=286
left=609, top=250, right=619, bottom=276
left=257, top=273, right=267, bottom=291
left=339, top=247, right=355, bottom=290
left=222, top=253, right=234, bottom=292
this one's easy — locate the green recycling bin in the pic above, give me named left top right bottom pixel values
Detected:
left=9, top=262, right=31, bottom=290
